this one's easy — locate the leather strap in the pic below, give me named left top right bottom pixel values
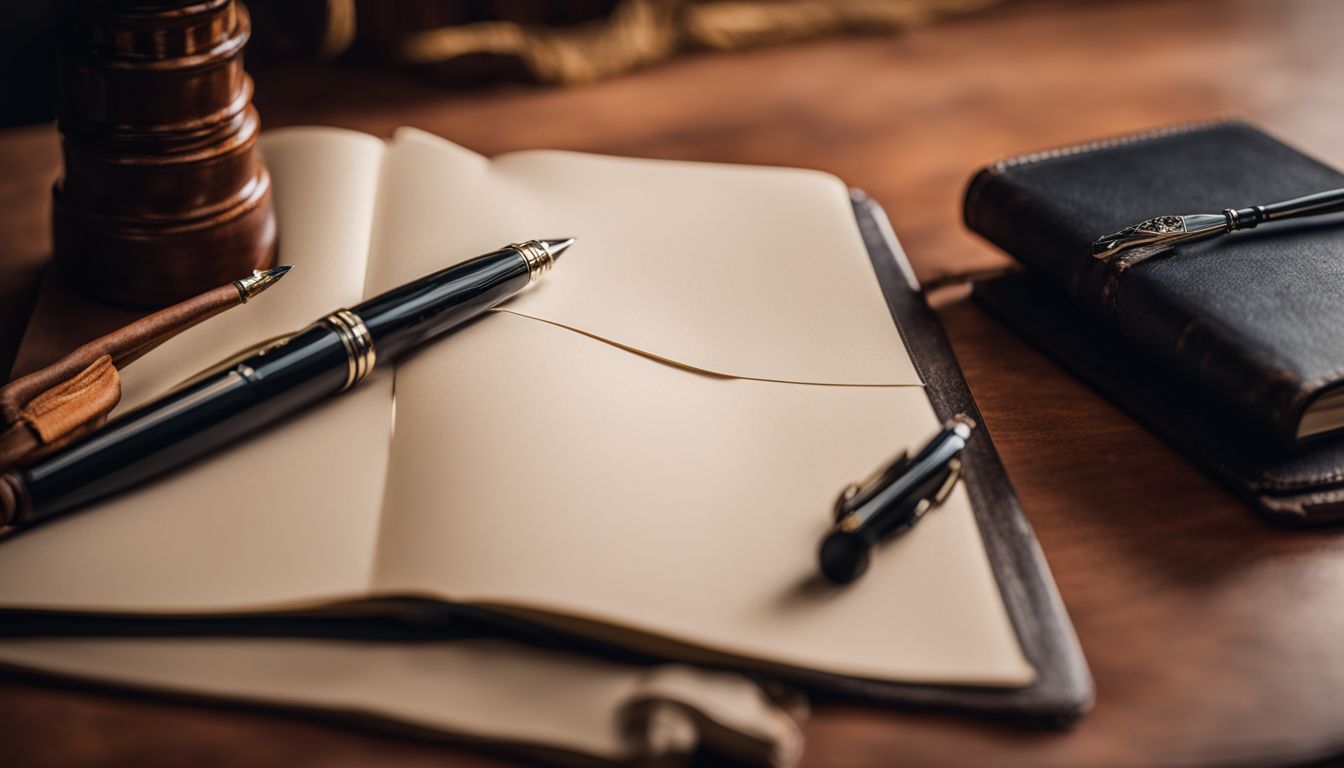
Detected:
left=0, top=283, right=240, bottom=470
left=0, top=356, right=121, bottom=468
left=20, top=355, right=121, bottom=445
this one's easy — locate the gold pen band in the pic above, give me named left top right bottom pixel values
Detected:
left=322, top=309, right=376, bottom=391
left=511, top=241, right=557, bottom=282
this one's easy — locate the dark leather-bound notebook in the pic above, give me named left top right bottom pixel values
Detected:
left=0, top=128, right=1092, bottom=737
left=965, top=120, right=1344, bottom=522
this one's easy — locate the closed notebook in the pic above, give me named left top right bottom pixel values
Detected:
left=0, top=127, right=1089, bottom=720
left=965, top=120, right=1344, bottom=521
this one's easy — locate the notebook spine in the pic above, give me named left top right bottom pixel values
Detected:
left=961, top=165, right=1081, bottom=297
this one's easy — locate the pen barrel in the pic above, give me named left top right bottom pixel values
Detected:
left=868, top=467, right=952, bottom=538
left=1263, top=188, right=1344, bottom=221
left=1235, top=188, right=1344, bottom=229
left=353, top=248, right=531, bottom=361
left=8, top=243, right=543, bottom=527
left=15, top=324, right=350, bottom=525
left=842, top=462, right=951, bottom=545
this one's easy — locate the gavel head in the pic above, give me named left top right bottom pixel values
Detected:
left=53, top=0, right=277, bottom=307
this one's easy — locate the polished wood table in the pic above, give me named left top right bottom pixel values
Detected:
left=4, top=0, right=1344, bottom=765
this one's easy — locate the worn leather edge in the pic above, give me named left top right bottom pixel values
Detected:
left=18, top=355, right=121, bottom=446
left=973, top=270, right=1344, bottom=525
left=840, top=190, right=1093, bottom=723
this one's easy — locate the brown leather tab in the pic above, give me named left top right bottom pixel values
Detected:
left=19, top=355, right=122, bottom=445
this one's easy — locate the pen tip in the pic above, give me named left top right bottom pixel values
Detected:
left=541, top=238, right=576, bottom=261
left=234, top=264, right=294, bottom=302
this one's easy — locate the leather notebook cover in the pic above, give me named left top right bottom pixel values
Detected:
left=964, top=120, right=1344, bottom=451
left=811, top=192, right=1091, bottom=720
left=965, top=121, right=1344, bottom=522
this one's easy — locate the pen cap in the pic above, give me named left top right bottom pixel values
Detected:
left=818, top=530, right=870, bottom=584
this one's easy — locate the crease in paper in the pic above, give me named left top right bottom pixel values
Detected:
left=365, top=127, right=922, bottom=388
left=495, top=308, right=925, bottom=388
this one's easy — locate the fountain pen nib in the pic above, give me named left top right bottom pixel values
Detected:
left=1091, top=212, right=1231, bottom=262
left=234, top=264, right=294, bottom=302
left=541, top=238, right=576, bottom=261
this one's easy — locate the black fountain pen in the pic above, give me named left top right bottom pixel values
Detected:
left=818, top=415, right=975, bottom=585
left=1091, top=186, right=1344, bottom=263
left=0, top=238, right=574, bottom=530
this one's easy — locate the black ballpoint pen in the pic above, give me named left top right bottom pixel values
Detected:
left=817, top=414, right=976, bottom=585
left=0, top=238, right=574, bottom=530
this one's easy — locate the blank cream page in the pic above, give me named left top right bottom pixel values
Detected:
left=365, top=128, right=1029, bottom=685
left=373, top=314, right=1033, bottom=686
left=0, top=128, right=394, bottom=613
left=362, top=128, right=920, bottom=386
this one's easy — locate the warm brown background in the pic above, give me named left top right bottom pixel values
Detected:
left=4, top=0, right=1344, bottom=765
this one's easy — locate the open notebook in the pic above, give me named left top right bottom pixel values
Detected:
left=0, top=128, right=1089, bottom=720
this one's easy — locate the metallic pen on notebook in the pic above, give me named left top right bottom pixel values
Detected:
left=0, top=238, right=574, bottom=531
left=817, top=415, right=975, bottom=585
left=1091, top=186, right=1344, bottom=262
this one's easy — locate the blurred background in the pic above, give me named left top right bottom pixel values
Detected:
left=2, top=0, right=1023, bottom=128
left=3, top=0, right=1342, bottom=353
left=7, top=3, right=1344, bottom=766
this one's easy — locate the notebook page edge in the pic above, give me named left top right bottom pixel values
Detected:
left=0, top=636, right=634, bottom=759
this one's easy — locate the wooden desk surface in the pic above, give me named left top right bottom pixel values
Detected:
left=4, top=0, right=1344, bottom=765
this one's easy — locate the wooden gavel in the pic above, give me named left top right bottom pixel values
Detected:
left=54, top=0, right=276, bottom=307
